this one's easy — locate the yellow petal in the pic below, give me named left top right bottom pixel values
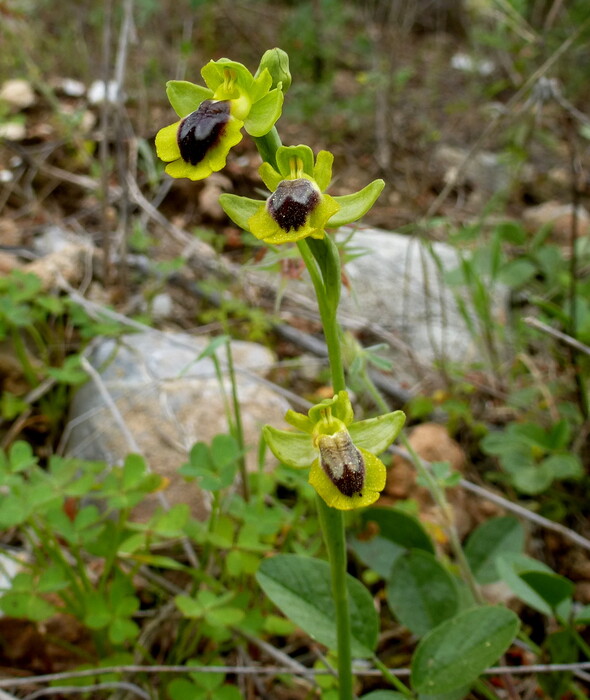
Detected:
left=308, top=449, right=386, bottom=511
left=155, top=122, right=181, bottom=162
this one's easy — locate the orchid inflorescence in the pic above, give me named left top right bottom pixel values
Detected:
left=155, top=49, right=403, bottom=509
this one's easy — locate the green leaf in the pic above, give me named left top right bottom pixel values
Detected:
left=464, top=517, right=525, bottom=584
left=411, top=606, right=520, bottom=694
left=0, top=592, right=57, bottom=621
left=511, top=462, right=553, bottom=495
left=256, top=554, right=378, bottom=657
left=498, top=259, right=536, bottom=286
left=496, top=553, right=553, bottom=615
left=8, top=441, right=37, bottom=472
left=109, top=617, right=139, bottom=644
left=519, top=571, right=574, bottom=610
left=204, top=606, right=245, bottom=627
left=328, top=180, right=385, bottom=228
left=166, top=80, right=212, bottom=118
left=387, top=550, right=459, bottom=636
left=122, top=454, right=147, bottom=490
left=175, top=594, right=204, bottom=619
left=219, top=194, right=263, bottom=232
left=543, top=454, right=583, bottom=481
left=351, top=507, right=435, bottom=578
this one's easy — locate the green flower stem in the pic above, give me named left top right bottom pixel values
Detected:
left=254, top=131, right=352, bottom=699
left=317, top=494, right=354, bottom=700
left=296, top=239, right=346, bottom=394
left=253, top=127, right=282, bottom=171
left=297, top=237, right=352, bottom=699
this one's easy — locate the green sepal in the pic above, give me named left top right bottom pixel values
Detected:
left=263, top=425, right=317, bottom=469
left=284, top=410, right=314, bottom=434
left=166, top=80, right=213, bottom=118
left=328, top=179, right=385, bottom=228
left=276, top=145, right=315, bottom=178
left=348, top=411, right=406, bottom=456
left=308, top=391, right=354, bottom=426
left=313, top=150, right=334, bottom=191
left=219, top=194, right=262, bottom=231
left=256, top=48, right=291, bottom=94
left=245, top=88, right=284, bottom=137
left=201, top=59, right=254, bottom=95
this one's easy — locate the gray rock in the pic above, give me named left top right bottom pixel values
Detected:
left=300, top=227, right=507, bottom=385
left=65, top=331, right=289, bottom=520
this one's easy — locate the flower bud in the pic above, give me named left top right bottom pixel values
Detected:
left=257, top=48, right=292, bottom=94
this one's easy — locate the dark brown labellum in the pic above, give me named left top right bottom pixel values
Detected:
left=177, top=100, right=230, bottom=166
left=318, top=432, right=365, bottom=497
left=267, top=179, right=320, bottom=232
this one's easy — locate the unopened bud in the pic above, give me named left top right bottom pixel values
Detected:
left=257, top=48, right=291, bottom=94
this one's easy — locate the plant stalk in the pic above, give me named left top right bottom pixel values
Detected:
left=298, top=236, right=353, bottom=699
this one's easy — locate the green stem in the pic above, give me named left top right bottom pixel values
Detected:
left=298, top=238, right=352, bottom=699
left=225, top=339, right=249, bottom=502
left=297, top=239, right=346, bottom=394
left=254, top=127, right=352, bottom=699
left=371, top=655, right=413, bottom=697
left=317, top=495, right=354, bottom=700
left=253, top=127, right=282, bottom=171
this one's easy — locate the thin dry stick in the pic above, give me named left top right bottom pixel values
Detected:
left=524, top=316, right=590, bottom=357
left=78, top=356, right=199, bottom=569
left=389, top=444, right=590, bottom=553
left=22, top=682, right=150, bottom=700
left=4, top=661, right=590, bottom=690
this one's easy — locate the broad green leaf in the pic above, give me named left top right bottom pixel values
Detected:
left=411, top=606, right=519, bottom=694
left=175, top=594, right=204, bottom=618
left=122, top=454, right=147, bottom=489
left=496, top=553, right=553, bottom=615
left=0, top=592, right=57, bottom=621
left=351, top=506, right=434, bottom=579
left=387, top=550, right=459, bottom=636
left=464, top=517, right=524, bottom=584
left=498, top=259, right=536, bottom=286
left=574, top=604, right=590, bottom=624
left=360, top=693, right=408, bottom=699
left=543, top=454, right=583, bottom=481
left=256, top=554, right=378, bottom=657
left=511, top=462, right=553, bottom=495
left=519, top=571, right=574, bottom=610
left=205, top=607, right=245, bottom=627
left=9, top=441, right=36, bottom=472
